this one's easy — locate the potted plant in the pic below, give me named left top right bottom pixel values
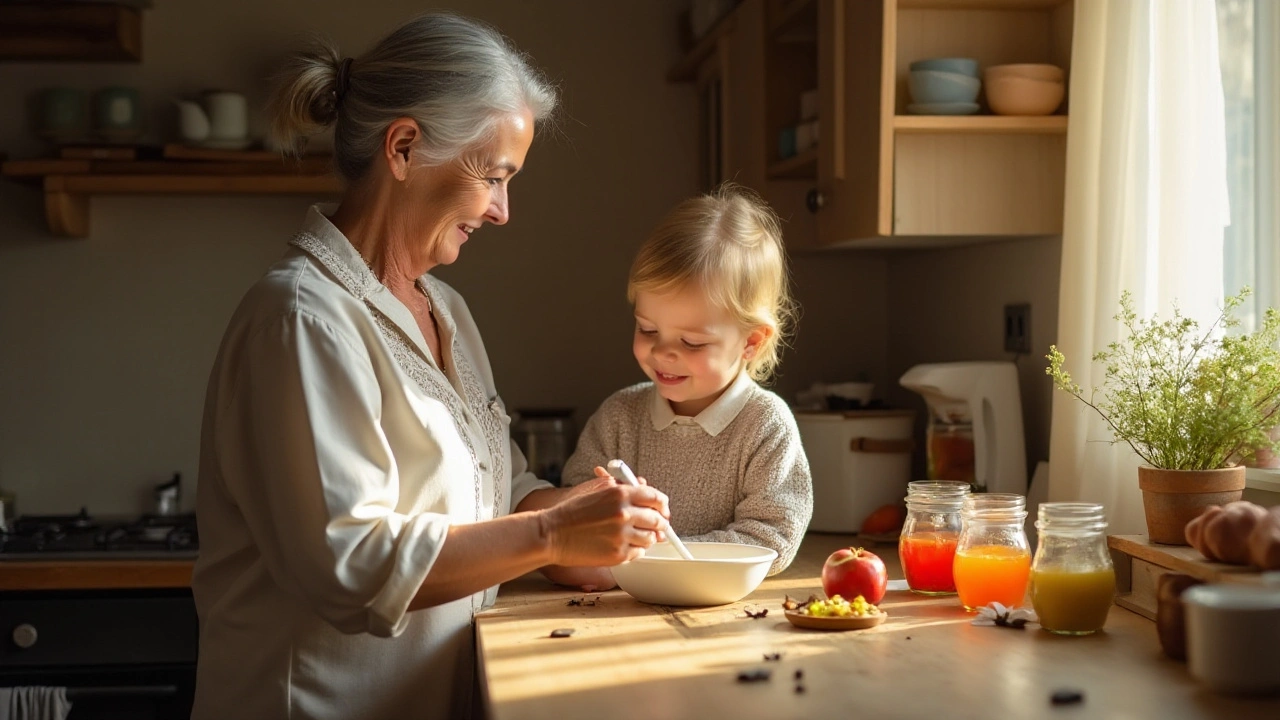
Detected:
left=1046, top=288, right=1280, bottom=544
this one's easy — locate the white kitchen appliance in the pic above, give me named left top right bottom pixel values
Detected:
left=899, top=361, right=1026, bottom=495
left=795, top=409, right=914, bottom=533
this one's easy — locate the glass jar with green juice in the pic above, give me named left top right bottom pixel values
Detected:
left=1030, top=503, right=1115, bottom=635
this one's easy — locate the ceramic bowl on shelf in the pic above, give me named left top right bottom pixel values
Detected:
left=906, top=102, right=980, bottom=116
left=610, top=541, right=776, bottom=606
left=984, top=76, right=1065, bottom=116
left=908, top=57, right=979, bottom=77
left=908, top=70, right=981, bottom=105
left=984, top=63, right=1065, bottom=83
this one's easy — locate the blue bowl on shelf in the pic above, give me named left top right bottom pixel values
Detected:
left=906, top=102, right=981, bottom=116
left=908, top=70, right=981, bottom=104
left=909, top=57, right=980, bottom=77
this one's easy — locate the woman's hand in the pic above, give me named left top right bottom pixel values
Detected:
left=540, top=471, right=671, bottom=568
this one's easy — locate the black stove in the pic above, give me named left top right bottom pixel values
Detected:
left=0, top=509, right=198, bottom=560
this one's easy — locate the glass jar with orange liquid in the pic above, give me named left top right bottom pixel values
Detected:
left=899, top=480, right=971, bottom=594
left=1030, top=503, right=1115, bottom=635
left=953, top=494, right=1031, bottom=611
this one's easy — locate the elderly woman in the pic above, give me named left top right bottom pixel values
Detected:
left=191, top=13, right=671, bottom=720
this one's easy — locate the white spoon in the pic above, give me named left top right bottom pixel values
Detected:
left=606, top=459, right=696, bottom=561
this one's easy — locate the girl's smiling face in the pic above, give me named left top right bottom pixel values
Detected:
left=632, top=285, right=766, bottom=417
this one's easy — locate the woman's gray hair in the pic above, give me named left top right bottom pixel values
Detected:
left=269, top=12, right=557, bottom=183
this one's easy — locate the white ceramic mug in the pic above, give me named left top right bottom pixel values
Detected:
left=1183, top=583, right=1280, bottom=695
left=203, top=91, right=247, bottom=140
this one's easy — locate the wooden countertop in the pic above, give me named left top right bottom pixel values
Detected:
left=477, top=534, right=1280, bottom=720
left=0, top=559, right=194, bottom=590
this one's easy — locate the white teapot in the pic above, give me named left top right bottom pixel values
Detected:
left=175, top=91, right=248, bottom=146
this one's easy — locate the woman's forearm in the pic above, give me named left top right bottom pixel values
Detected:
left=407, top=511, right=554, bottom=610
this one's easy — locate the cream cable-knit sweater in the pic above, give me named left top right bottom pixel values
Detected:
left=562, top=378, right=813, bottom=574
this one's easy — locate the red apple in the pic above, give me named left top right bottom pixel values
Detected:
left=821, top=547, right=888, bottom=604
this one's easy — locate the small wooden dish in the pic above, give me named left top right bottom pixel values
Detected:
left=783, top=609, right=887, bottom=631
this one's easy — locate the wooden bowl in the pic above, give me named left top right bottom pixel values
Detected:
left=783, top=609, right=887, bottom=631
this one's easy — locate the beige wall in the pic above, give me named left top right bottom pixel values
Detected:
left=0, top=0, right=1054, bottom=516
left=885, top=236, right=1063, bottom=482
left=0, top=0, right=712, bottom=514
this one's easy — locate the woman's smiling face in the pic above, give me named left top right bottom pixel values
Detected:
left=402, top=108, right=534, bottom=268
left=632, top=285, right=763, bottom=417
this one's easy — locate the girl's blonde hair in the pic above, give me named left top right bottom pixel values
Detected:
left=628, top=183, right=797, bottom=383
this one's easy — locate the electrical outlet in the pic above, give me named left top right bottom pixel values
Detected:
left=1004, top=303, right=1031, bottom=354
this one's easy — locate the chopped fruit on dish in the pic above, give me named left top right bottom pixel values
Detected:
left=783, top=593, right=881, bottom=618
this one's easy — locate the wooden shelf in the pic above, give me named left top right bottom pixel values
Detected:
left=1108, top=534, right=1270, bottom=620
left=3, top=157, right=338, bottom=238
left=894, top=114, right=1068, bottom=134
left=767, top=147, right=817, bottom=179
left=898, top=0, right=1071, bottom=9
left=0, top=2, right=143, bottom=62
left=668, top=9, right=738, bottom=82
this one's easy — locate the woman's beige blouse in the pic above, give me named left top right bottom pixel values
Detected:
left=191, top=206, right=551, bottom=720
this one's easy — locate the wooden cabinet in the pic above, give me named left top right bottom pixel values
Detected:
left=0, top=2, right=144, bottom=62
left=671, top=0, right=817, bottom=247
left=672, top=0, right=1073, bottom=248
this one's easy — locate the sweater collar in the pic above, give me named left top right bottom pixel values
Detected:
left=649, top=371, right=755, bottom=437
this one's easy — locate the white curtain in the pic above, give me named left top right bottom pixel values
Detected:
left=1048, top=0, right=1230, bottom=533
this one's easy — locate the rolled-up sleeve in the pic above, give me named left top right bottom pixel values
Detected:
left=215, top=309, right=447, bottom=637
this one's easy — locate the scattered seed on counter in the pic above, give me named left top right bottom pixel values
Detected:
left=566, top=595, right=603, bottom=607
left=744, top=606, right=769, bottom=619
left=763, top=652, right=783, bottom=662
left=794, top=669, right=803, bottom=680
left=736, top=668, right=772, bottom=683
left=1050, top=689, right=1084, bottom=706
left=906, top=636, right=912, bottom=640
left=549, top=628, right=575, bottom=638
left=794, top=685, right=806, bottom=694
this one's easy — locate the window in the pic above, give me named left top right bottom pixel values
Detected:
left=1218, top=0, right=1280, bottom=328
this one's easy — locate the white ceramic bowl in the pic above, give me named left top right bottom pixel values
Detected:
left=610, top=541, right=777, bottom=606
left=1183, top=583, right=1280, bottom=695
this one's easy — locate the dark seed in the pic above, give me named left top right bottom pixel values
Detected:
left=1051, top=689, right=1084, bottom=706
left=736, top=668, right=772, bottom=683
left=794, top=685, right=806, bottom=694
left=906, top=636, right=912, bottom=640
left=794, top=669, right=803, bottom=680
left=549, top=628, right=575, bottom=638
left=763, top=652, right=782, bottom=662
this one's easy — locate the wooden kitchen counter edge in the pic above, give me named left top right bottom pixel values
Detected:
left=0, top=559, right=194, bottom=590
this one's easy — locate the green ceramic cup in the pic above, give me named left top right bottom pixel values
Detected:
left=39, top=87, right=87, bottom=142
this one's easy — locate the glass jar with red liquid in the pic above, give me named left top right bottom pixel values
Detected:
left=899, top=480, right=971, bottom=595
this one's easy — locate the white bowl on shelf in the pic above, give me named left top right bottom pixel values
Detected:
left=610, top=542, right=776, bottom=606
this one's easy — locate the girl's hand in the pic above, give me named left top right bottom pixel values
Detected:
left=541, top=565, right=618, bottom=592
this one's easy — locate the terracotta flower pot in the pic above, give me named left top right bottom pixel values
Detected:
left=1137, top=466, right=1246, bottom=545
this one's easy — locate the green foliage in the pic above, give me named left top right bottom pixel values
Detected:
left=1046, top=288, right=1280, bottom=471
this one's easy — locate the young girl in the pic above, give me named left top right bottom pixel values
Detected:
left=547, top=184, right=813, bottom=590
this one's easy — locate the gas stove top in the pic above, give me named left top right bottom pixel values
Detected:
left=0, top=508, right=198, bottom=560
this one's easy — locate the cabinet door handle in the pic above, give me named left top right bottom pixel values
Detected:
left=806, top=189, right=825, bottom=213
left=850, top=437, right=914, bottom=454
left=11, top=623, right=38, bottom=649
